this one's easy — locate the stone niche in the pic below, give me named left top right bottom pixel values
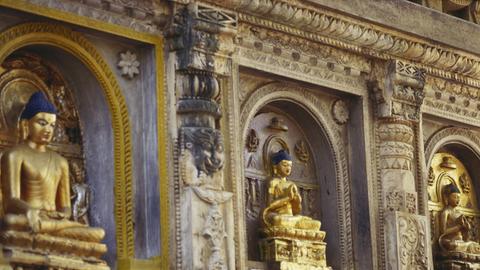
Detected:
left=240, top=72, right=357, bottom=270
left=0, top=15, right=160, bottom=269
left=425, top=124, right=480, bottom=270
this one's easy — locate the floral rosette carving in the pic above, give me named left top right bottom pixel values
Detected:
left=331, top=99, right=349, bottom=125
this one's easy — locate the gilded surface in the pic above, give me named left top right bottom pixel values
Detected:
left=429, top=153, right=480, bottom=268
left=0, top=22, right=141, bottom=264
left=0, top=95, right=108, bottom=268
left=259, top=150, right=329, bottom=269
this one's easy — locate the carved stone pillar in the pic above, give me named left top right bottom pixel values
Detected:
left=167, top=2, right=237, bottom=269
left=370, top=60, right=432, bottom=270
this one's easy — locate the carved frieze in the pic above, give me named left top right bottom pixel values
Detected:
left=423, top=75, right=480, bottom=125
left=237, top=24, right=367, bottom=96
left=20, top=0, right=169, bottom=34
left=385, top=212, right=430, bottom=270
left=231, top=0, right=480, bottom=82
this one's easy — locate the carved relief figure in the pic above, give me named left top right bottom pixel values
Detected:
left=438, top=183, right=480, bottom=254
left=262, top=150, right=320, bottom=230
left=0, top=92, right=106, bottom=257
left=70, top=161, right=90, bottom=225
left=183, top=127, right=225, bottom=189
left=185, top=128, right=224, bottom=176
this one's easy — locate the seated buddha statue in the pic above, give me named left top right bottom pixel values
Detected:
left=262, top=150, right=321, bottom=231
left=439, top=183, right=480, bottom=254
left=0, top=92, right=105, bottom=257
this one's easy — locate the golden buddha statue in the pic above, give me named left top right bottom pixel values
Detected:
left=0, top=92, right=106, bottom=259
left=262, top=150, right=320, bottom=231
left=439, top=183, right=480, bottom=254
left=259, top=150, right=328, bottom=268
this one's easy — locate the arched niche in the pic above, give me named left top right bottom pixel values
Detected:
left=425, top=127, right=480, bottom=263
left=0, top=23, right=134, bottom=266
left=240, top=83, right=352, bottom=269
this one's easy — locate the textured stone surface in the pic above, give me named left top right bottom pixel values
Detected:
left=309, top=0, right=480, bottom=55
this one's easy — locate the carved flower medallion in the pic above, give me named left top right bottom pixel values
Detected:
left=118, top=50, right=140, bottom=79
left=332, top=99, right=349, bottom=125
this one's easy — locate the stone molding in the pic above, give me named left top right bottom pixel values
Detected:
left=22, top=0, right=168, bottom=34
left=423, top=75, right=480, bottom=126
left=239, top=83, right=354, bottom=269
left=424, top=127, right=480, bottom=168
left=201, top=0, right=480, bottom=89
left=237, top=24, right=367, bottom=97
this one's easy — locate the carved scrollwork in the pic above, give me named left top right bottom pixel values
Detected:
left=398, top=214, right=428, bottom=269
left=203, top=204, right=228, bottom=270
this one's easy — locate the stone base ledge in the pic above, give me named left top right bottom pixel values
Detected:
left=266, top=261, right=331, bottom=270
left=260, top=237, right=329, bottom=268
left=1, top=230, right=107, bottom=258
left=435, top=259, right=480, bottom=270
left=262, top=227, right=326, bottom=242
left=2, top=247, right=109, bottom=270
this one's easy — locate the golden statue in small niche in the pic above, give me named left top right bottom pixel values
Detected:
left=0, top=92, right=108, bottom=268
left=259, top=150, right=330, bottom=269
left=439, top=183, right=480, bottom=254
left=429, top=153, right=480, bottom=269
left=262, top=150, right=320, bottom=231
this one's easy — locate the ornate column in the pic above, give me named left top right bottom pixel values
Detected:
left=369, top=60, right=432, bottom=270
left=167, top=2, right=237, bottom=269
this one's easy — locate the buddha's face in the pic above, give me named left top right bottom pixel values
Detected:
left=25, top=112, right=56, bottom=144
left=274, top=160, right=292, bottom=178
left=447, top=192, right=461, bottom=207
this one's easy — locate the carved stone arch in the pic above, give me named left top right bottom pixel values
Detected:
left=425, top=127, right=480, bottom=266
left=239, top=82, right=353, bottom=269
left=425, top=127, right=480, bottom=169
left=0, top=22, right=134, bottom=260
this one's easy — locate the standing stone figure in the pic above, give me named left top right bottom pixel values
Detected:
left=71, top=161, right=91, bottom=225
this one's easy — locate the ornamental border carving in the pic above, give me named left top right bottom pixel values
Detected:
left=3, top=0, right=165, bottom=35
left=424, top=127, right=480, bottom=169
left=239, top=82, right=354, bottom=269
left=204, top=0, right=480, bottom=88
left=0, top=22, right=135, bottom=258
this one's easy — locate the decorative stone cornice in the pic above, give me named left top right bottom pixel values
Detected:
left=202, top=0, right=480, bottom=88
left=21, top=0, right=169, bottom=34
